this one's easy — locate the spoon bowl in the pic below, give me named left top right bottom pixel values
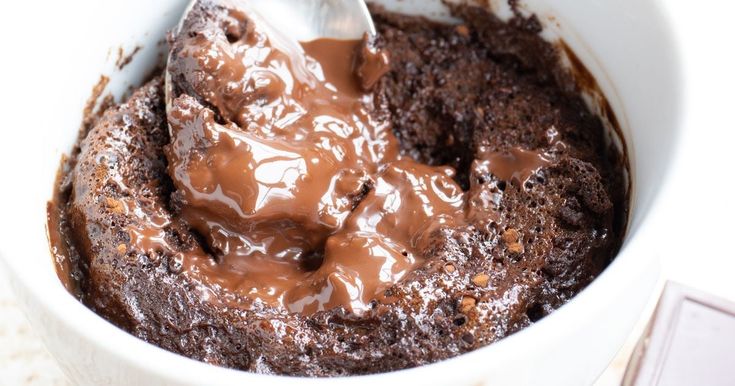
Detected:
left=165, top=0, right=375, bottom=114
left=175, top=0, right=374, bottom=40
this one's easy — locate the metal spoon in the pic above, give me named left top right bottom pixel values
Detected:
left=165, top=0, right=375, bottom=109
left=241, top=0, right=375, bottom=40
left=178, top=0, right=374, bottom=40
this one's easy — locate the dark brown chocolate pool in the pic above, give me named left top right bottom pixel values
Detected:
left=48, top=0, right=628, bottom=376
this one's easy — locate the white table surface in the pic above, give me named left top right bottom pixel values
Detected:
left=0, top=270, right=68, bottom=386
left=0, top=1, right=733, bottom=385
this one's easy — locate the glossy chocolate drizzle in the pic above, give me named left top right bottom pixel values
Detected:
left=152, top=9, right=553, bottom=315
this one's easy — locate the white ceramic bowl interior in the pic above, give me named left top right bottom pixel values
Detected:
left=0, top=0, right=682, bottom=385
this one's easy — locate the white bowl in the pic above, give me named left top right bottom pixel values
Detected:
left=0, top=0, right=682, bottom=385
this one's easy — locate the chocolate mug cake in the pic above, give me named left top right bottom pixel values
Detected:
left=48, top=0, right=628, bottom=376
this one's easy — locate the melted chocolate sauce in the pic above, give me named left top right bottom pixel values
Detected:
left=164, top=11, right=464, bottom=313
left=160, top=10, right=551, bottom=314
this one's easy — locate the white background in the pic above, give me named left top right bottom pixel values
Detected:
left=0, top=1, right=733, bottom=385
